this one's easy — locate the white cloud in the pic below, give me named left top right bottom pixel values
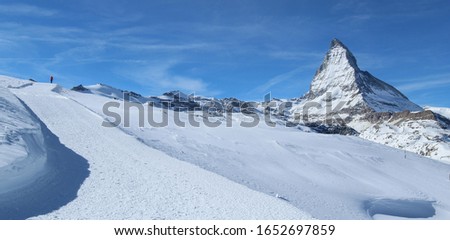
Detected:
left=337, top=14, right=373, bottom=24
left=121, top=60, right=217, bottom=95
left=122, top=42, right=216, bottom=52
left=397, top=73, right=450, bottom=92
left=268, top=51, right=323, bottom=61
left=0, top=4, right=57, bottom=17
left=249, top=67, right=305, bottom=95
left=332, top=0, right=370, bottom=12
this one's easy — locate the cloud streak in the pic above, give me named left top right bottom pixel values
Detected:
left=118, top=60, right=220, bottom=96
left=267, top=51, right=323, bottom=61
left=0, top=4, right=57, bottom=17
left=249, top=67, right=305, bottom=95
left=397, top=73, right=450, bottom=92
left=121, top=42, right=216, bottom=52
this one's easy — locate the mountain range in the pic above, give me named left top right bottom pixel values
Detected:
left=70, top=38, right=450, bottom=162
left=1, top=39, right=450, bottom=220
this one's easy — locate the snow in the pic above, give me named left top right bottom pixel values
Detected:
left=366, top=199, right=436, bottom=219
left=63, top=85, right=450, bottom=219
left=3, top=80, right=309, bottom=220
left=2, top=75, right=450, bottom=220
left=0, top=75, right=34, bottom=89
left=359, top=119, right=450, bottom=163
left=426, top=106, right=450, bottom=119
left=284, top=40, right=448, bottom=162
left=0, top=86, right=46, bottom=193
left=84, top=83, right=124, bottom=99
left=291, top=39, right=422, bottom=118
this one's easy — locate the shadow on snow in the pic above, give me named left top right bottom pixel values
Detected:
left=0, top=101, right=90, bottom=219
left=364, top=198, right=436, bottom=219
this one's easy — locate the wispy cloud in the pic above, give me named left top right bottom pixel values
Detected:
left=122, top=42, right=216, bottom=52
left=267, top=51, right=323, bottom=61
left=332, top=0, right=370, bottom=12
left=0, top=22, right=85, bottom=45
left=249, top=67, right=305, bottom=95
left=0, top=4, right=57, bottom=17
left=354, top=52, right=393, bottom=70
left=118, top=60, right=219, bottom=96
left=337, top=14, right=373, bottom=24
left=333, top=0, right=449, bottom=22
left=397, top=73, right=450, bottom=92
left=146, top=62, right=207, bottom=92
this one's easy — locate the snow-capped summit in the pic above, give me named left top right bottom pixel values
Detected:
left=304, top=38, right=422, bottom=113
left=285, top=39, right=449, bottom=161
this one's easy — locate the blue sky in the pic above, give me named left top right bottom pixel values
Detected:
left=0, top=0, right=449, bottom=107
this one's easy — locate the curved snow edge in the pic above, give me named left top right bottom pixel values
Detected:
left=0, top=99, right=90, bottom=220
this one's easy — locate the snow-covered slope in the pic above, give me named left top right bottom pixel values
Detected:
left=359, top=116, right=450, bottom=163
left=0, top=75, right=34, bottom=89
left=1, top=78, right=309, bottom=220
left=64, top=86, right=450, bottom=219
left=2, top=72, right=450, bottom=220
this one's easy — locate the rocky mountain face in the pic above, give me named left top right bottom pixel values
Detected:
left=288, top=39, right=449, bottom=162
left=357, top=109, right=449, bottom=161
left=291, top=39, right=421, bottom=123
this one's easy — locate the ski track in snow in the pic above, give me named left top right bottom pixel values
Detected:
left=8, top=82, right=309, bottom=220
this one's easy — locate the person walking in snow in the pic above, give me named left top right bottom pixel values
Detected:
left=50, top=75, right=53, bottom=84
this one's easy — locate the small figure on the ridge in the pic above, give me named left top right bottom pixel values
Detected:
left=50, top=75, right=54, bottom=84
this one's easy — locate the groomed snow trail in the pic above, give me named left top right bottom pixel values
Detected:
left=11, top=83, right=310, bottom=219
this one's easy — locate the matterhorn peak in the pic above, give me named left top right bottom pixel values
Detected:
left=319, top=38, right=359, bottom=73
left=308, top=39, right=360, bottom=99
left=304, top=39, right=422, bottom=114
left=330, top=38, right=345, bottom=48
